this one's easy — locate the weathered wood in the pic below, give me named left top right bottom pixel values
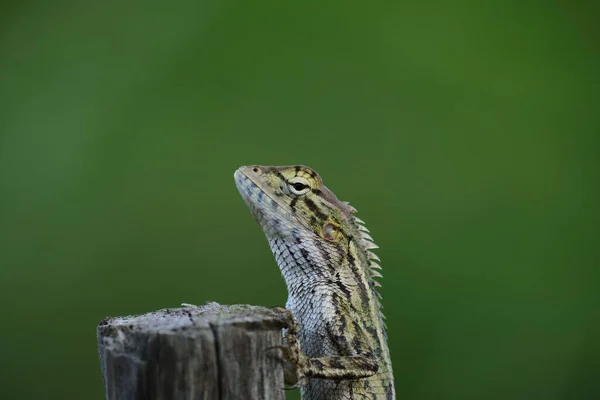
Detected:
left=97, top=302, right=289, bottom=400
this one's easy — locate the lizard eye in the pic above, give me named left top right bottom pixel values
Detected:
left=288, top=177, right=310, bottom=195
left=293, top=182, right=307, bottom=191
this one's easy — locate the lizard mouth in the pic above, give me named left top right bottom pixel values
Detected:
left=234, top=167, right=299, bottom=227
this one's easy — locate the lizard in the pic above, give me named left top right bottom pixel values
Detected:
left=234, top=165, right=395, bottom=400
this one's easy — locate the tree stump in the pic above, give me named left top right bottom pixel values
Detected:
left=97, top=302, right=289, bottom=400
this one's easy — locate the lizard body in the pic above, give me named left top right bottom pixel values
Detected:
left=235, top=165, right=395, bottom=400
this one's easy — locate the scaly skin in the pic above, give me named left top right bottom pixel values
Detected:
left=235, top=165, right=395, bottom=400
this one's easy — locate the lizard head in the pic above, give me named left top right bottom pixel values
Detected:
left=234, top=165, right=358, bottom=242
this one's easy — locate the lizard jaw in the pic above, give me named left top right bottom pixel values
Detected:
left=234, top=167, right=307, bottom=235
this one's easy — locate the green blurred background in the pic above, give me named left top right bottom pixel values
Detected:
left=1, top=1, right=598, bottom=399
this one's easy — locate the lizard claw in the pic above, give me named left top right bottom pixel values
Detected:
left=268, top=306, right=297, bottom=330
left=265, top=307, right=309, bottom=387
left=264, top=344, right=307, bottom=387
left=282, top=376, right=308, bottom=390
left=282, top=375, right=308, bottom=390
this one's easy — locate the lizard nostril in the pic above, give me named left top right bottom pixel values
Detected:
left=253, top=167, right=260, bottom=173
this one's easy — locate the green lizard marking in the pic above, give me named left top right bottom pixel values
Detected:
left=235, top=165, right=395, bottom=400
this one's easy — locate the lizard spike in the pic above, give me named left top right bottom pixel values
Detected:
left=372, top=280, right=382, bottom=287
left=367, top=251, right=380, bottom=261
left=358, top=225, right=370, bottom=233
left=363, top=241, right=379, bottom=250
left=370, top=262, right=382, bottom=270
left=344, top=202, right=357, bottom=213
left=360, top=232, right=375, bottom=242
left=354, top=216, right=366, bottom=224
left=371, top=270, right=383, bottom=279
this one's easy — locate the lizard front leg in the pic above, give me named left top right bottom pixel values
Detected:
left=281, top=313, right=379, bottom=386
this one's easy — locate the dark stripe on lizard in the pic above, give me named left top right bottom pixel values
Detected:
left=313, top=239, right=336, bottom=274
left=332, top=278, right=352, bottom=298
left=274, top=170, right=287, bottom=182
left=304, top=198, right=328, bottom=221
left=347, top=240, right=371, bottom=310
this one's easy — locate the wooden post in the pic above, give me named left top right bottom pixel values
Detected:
left=97, top=302, right=289, bottom=400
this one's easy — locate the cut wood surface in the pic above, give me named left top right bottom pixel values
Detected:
left=97, top=302, right=289, bottom=400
